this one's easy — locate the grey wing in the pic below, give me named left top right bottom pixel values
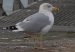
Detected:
left=16, top=13, right=50, bottom=33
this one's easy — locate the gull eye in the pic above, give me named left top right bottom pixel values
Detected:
left=26, top=19, right=30, bottom=22
left=48, top=5, right=51, bottom=8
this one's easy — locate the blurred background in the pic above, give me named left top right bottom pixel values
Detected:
left=0, top=0, right=75, bottom=28
left=0, top=0, right=75, bottom=52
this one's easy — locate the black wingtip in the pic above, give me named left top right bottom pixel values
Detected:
left=9, top=26, right=18, bottom=30
left=2, top=25, right=18, bottom=30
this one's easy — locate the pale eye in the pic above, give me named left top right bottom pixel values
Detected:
left=48, top=5, right=51, bottom=8
left=26, top=20, right=30, bottom=22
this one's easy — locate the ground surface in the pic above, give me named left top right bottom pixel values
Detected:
left=0, top=0, right=75, bottom=52
left=0, top=32, right=75, bottom=52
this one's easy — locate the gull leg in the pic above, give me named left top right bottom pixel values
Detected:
left=38, top=34, right=45, bottom=49
left=34, top=33, right=47, bottom=50
left=33, top=34, right=35, bottom=48
left=33, top=33, right=38, bottom=48
left=33, top=33, right=40, bottom=48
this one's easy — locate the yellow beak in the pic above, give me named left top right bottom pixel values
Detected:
left=52, top=7, right=60, bottom=13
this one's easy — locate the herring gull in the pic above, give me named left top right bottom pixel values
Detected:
left=4, top=3, right=59, bottom=49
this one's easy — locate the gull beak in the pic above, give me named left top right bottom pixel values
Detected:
left=52, top=7, right=60, bottom=13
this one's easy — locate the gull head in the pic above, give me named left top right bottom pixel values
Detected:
left=39, top=3, right=59, bottom=12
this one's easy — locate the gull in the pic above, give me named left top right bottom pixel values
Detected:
left=4, top=3, right=59, bottom=49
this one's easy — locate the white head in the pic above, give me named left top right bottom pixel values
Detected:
left=39, top=3, right=59, bottom=12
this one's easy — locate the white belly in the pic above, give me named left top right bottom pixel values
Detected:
left=40, top=11, right=54, bottom=34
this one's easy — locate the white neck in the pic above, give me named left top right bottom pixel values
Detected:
left=39, top=9, right=49, bottom=13
left=39, top=9, right=52, bottom=17
left=39, top=9, right=54, bottom=25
